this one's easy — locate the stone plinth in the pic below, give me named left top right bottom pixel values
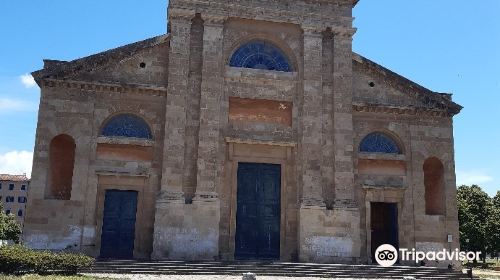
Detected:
left=152, top=200, right=220, bottom=260
left=299, top=207, right=361, bottom=263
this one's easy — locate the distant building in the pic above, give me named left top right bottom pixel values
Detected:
left=0, top=174, right=29, bottom=227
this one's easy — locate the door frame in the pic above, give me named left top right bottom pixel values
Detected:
left=95, top=175, right=148, bottom=259
left=227, top=142, right=293, bottom=261
left=364, top=188, right=404, bottom=264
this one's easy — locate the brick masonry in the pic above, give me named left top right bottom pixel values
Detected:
left=23, top=0, right=462, bottom=267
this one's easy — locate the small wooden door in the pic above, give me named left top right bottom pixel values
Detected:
left=371, top=202, right=399, bottom=261
left=100, top=190, right=138, bottom=259
left=235, top=163, right=281, bottom=260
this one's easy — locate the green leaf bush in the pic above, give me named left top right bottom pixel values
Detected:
left=0, top=202, right=21, bottom=243
left=0, top=245, right=94, bottom=275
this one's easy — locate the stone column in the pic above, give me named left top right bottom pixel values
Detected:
left=158, top=13, right=193, bottom=203
left=194, top=15, right=226, bottom=202
left=332, top=29, right=356, bottom=204
left=300, top=26, right=326, bottom=208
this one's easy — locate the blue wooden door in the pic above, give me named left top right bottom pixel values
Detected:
left=100, top=190, right=138, bottom=259
left=235, top=163, right=281, bottom=260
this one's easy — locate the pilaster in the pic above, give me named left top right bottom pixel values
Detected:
left=332, top=29, right=356, bottom=204
left=194, top=15, right=226, bottom=202
left=300, top=26, right=326, bottom=208
left=159, top=13, right=193, bottom=203
left=321, top=30, right=335, bottom=206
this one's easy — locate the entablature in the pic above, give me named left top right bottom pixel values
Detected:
left=168, top=0, right=355, bottom=31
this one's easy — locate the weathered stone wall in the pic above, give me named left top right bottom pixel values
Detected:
left=352, top=65, right=460, bottom=267
left=299, top=208, right=361, bottom=263
left=353, top=68, right=418, bottom=107
left=152, top=201, right=220, bottom=260
left=66, top=40, right=169, bottom=86
left=24, top=49, right=168, bottom=258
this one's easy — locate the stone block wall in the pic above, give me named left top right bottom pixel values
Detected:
left=24, top=59, right=167, bottom=258
left=299, top=208, right=361, bottom=263
left=352, top=67, right=460, bottom=266
left=152, top=201, right=220, bottom=260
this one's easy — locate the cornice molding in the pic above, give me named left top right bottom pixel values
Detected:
left=41, top=79, right=167, bottom=96
left=169, top=0, right=354, bottom=29
left=353, top=102, right=453, bottom=117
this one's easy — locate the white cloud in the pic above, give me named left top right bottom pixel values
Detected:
left=20, top=73, right=37, bottom=88
left=0, top=150, right=33, bottom=177
left=456, top=170, right=494, bottom=186
left=0, top=98, right=37, bottom=113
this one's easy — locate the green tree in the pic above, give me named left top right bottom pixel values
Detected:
left=488, top=191, right=500, bottom=257
left=493, top=191, right=500, bottom=208
left=0, top=202, right=21, bottom=243
left=486, top=204, right=500, bottom=258
left=457, top=185, right=492, bottom=262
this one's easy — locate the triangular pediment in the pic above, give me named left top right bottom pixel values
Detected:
left=352, top=53, right=462, bottom=115
left=32, top=35, right=170, bottom=88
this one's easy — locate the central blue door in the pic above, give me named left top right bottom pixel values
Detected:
left=100, top=190, right=138, bottom=259
left=235, top=163, right=281, bottom=260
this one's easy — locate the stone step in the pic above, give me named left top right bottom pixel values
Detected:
left=88, top=261, right=471, bottom=279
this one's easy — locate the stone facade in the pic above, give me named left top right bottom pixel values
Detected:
left=23, top=0, right=462, bottom=267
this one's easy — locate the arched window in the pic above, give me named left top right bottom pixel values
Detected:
left=229, top=41, right=292, bottom=72
left=47, top=134, right=76, bottom=200
left=101, top=114, right=152, bottom=139
left=424, top=157, right=445, bottom=215
left=359, top=132, right=401, bottom=154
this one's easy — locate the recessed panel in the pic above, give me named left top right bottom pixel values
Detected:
left=97, top=143, right=153, bottom=162
left=229, top=97, right=292, bottom=127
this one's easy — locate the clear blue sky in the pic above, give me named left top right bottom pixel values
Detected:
left=0, top=1, right=498, bottom=196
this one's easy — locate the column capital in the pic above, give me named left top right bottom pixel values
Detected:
left=301, top=197, right=326, bottom=209
left=202, top=14, right=227, bottom=26
left=331, top=27, right=357, bottom=38
left=194, top=191, right=219, bottom=202
left=168, top=8, right=196, bottom=22
left=157, top=190, right=185, bottom=204
left=302, top=24, right=325, bottom=36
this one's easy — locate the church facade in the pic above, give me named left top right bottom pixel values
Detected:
left=24, top=0, right=463, bottom=266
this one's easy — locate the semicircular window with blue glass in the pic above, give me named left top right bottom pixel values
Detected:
left=101, top=114, right=153, bottom=139
left=359, top=132, right=401, bottom=154
left=229, top=41, right=292, bottom=72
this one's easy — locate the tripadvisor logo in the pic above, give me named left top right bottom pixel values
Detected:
left=375, top=244, right=398, bottom=267
left=374, top=244, right=482, bottom=267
